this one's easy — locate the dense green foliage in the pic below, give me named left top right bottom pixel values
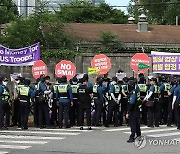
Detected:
left=56, top=1, right=128, bottom=24
left=0, top=0, right=129, bottom=60
left=0, top=0, right=18, bottom=24
left=128, top=0, right=180, bottom=25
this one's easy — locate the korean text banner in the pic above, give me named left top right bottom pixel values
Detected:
left=151, top=51, right=180, bottom=74
left=0, top=43, right=40, bottom=66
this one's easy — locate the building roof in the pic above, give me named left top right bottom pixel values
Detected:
left=69, top=23, right=180, bottom=45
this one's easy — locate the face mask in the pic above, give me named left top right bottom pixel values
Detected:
left=45, top=80, right=49, bottom=83
left=3, top=81, right=8, bottom=86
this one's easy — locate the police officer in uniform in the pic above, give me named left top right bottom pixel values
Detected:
left=172, top=78, right=180, bottom=130
left=137, top=74, right=148, bottom=125
left=78, top=77, right=92, bottom=130
left=121, top=77, right=129, bottom=126
left=126, top=80, right=141, bottom=143
left=33, top=78, right=40, bottom=127
left=37, top=76, right=51, bottom=129
left=1, top=78, right=11, bottom=127
left=18, top=79, right=34, bottom=129
left=143, top=78, right=160, bottom=127
left=159, top=76, right=171, bottom=124
left=70, top=76, right=79, bottom=126
left=14, top=77, right=25, bottom=127
left=167, top=77, right=178, bottom=126
left=102, top=73, right=111, bottom=125
left=51, top=77, right=60, bottom=126
left=0, top=77, right=8, bottom=130
left=56, top=75, right=73, bottom=128
left=92, top=77, right=104, bottom=126
left=106, top=77, right=121, bottom=127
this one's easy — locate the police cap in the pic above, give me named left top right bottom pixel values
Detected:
left=72, top=76, right=78, bottom=82
left=123, top=77, right=129, bottom=83
left=61, top=75, right=67, bottom=82
left=112, top=76, right=117, bottom=82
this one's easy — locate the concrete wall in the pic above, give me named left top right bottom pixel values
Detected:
left=0, top=52, right=152, bottom=85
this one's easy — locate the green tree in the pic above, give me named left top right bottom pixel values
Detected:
left=1, top=13, right=76, bottom=49
left=128, top=0, right=180, bottom=25
left=98, top=31, right=124, bottom=53
left=0, top=0, right=18, bottom=24
left=56, top=0, right=128, bottom=24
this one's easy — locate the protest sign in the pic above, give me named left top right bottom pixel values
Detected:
left=151, top=51, right=180, bottom=74
left=0, top=43, right=40, bottom=66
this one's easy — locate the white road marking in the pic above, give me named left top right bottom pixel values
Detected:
left=148, top=132, right=180, bottom=138
left=0, top=130, right=80, bottom=136
left=0, top=145, right=31, bottom=149
left=29, top=128, right=93, bottom=132
left=104, top=125, right=168, bottom=132
left=0, top=151, right=8, bottom=154
left=124, top=128, right=177, bottom=134
left=0, top=135, right=65, bottom=140
left=0, top=140, right=47, bottom=144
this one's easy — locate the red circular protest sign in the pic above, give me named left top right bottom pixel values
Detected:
left=32, top=60, right=47, bottom=79
left=91, top=54, right=111, bottom=74
left=55, top=60, right=76, bottom=81
left=130, top=53, right=151, bottom=74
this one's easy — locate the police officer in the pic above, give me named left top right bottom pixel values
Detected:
left=33, top=78, right=40, bottom=127
left=78, top=77, right=92, bottom=130
left=137, top=74, right=148, bottom=125
left=56, top=75, right=73, bottom=128
left=159, top=76, right=171, bottom=124
left=167, top=77, right=178, bottom=126
left=172, top=78, right=180, bottom=130
left=83, top=74, right=93, bottom=88
left=92, top=77, right=104, bottom=126
left=106, top=76, right=121, bottom=127
left=18, top=79, right=34, bottom=129
left=0, top=77, right=8, bottom=130
left=13, top=76, right=25, bottom=127
left=143, top=78, right=160, bottom=127
left=126, top=80, right=141, bottom=143
left=70, top=76, right=79, bottom=126
left=101, top=73, right=111, bottom=126
left=1, top=77, right=11, bottom=127
left=120, top=77, right=129, bottom=126
left=37, top=76, right=51, bottom=129
left=50, top=77, right=60, bottom=126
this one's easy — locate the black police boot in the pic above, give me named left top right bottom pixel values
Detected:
left=59, top=125, right=63, bottom=129
left=88, top=127, right=92, bottom=130
left=127, top=138, right=135, bottom=143
left=65, top=126, right=71, bottom=129
left=0, top=126, right=8, bottom=130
